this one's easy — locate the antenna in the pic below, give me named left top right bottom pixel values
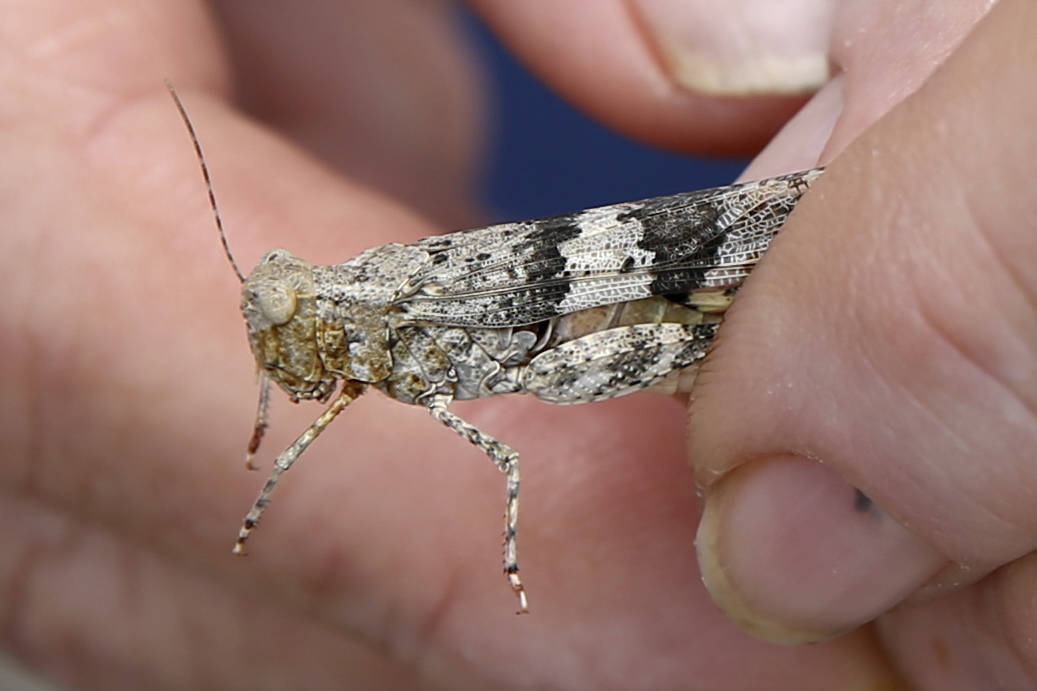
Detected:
left=165, top=79, right=245, bottom=283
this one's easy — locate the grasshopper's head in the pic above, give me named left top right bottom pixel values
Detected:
left=242, top=249, right=334, bottom=400
left=165, top=84, right=339, bottom=401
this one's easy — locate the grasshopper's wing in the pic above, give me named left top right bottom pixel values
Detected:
left=394, top=169, right=822, bottom=328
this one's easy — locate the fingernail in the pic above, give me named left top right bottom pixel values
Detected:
left=631, top=0, right=832, bottom=95
left=696, top=455, right=946, bottom=643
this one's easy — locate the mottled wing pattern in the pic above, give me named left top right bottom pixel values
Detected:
left=394, top=169, right=822, bottom=327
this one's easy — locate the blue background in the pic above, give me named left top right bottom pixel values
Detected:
left=463, top=13, right=748, bottom=222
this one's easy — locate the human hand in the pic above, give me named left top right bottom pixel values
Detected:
left=665, top=1, right=1035, bottom=688
left=3, top=1, right=1028, bottom=690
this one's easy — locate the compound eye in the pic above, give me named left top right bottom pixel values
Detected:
left=255, top=283, right=298, bottom=325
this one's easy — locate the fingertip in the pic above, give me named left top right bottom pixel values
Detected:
left=631, top=0, right=832, bottom=97
left=470, top=0, right=820, bottom=155
left=696, top=456, right=945, bottom=643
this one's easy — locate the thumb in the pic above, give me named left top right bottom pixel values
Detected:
left=689, top=0, right=1037, bottom=644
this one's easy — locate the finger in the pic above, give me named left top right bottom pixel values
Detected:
left=824, top=0, right=999, bottom=158
left=744, top=0, right=997, bottom=179
left=689, top=0, right=1037, bottom=644
left=207, top=0, right=485, bottom=227
left=876, top=551, right=1037, bottom=689
left=469, top=0, right=834, bottom=155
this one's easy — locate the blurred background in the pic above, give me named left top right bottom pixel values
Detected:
left=463, top=10, right=747, bottom=222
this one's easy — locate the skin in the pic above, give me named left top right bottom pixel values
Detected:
left=1, top=0, right=1033, bottom=689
